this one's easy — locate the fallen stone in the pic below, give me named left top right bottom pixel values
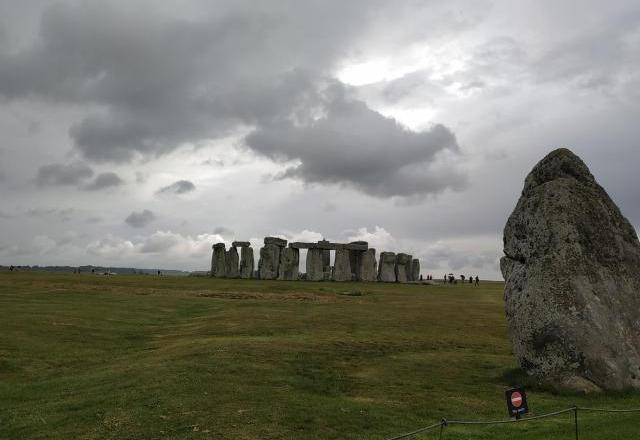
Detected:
left=225, top=246, right=239, bottom=278
left=358, top=249, right=377, bottom=282
left=212, top=243, right=226, bottom=278
left=333, top=248, right=352, bottom=281
left=306, top=248, right=324, bottom=281
left=258, top=244, right=281, bottom=279
left=501, top=148, right=640, bottom=391
left=278, top=247, right=299, bottom=280
left=378, top=252, right=396, bottom=282
left=232, top=241, right=251, bottom=248
left=395, top=253, right=412, bottom=283
left=264, top=236, right=287, bottom=247
left=240, top=247, right=254, bottom=279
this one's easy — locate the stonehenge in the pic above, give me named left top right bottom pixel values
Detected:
left=210, top=237, right=420, bottom=283
left=378, top=252, right=397, bottom=282
left=239, top=246, right=254, bottom=279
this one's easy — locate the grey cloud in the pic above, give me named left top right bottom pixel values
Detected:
left=124, top=209, right=155, bottom=228
left=25, top=207, right=74, bottom=221
left=83, top=172, right=124, bottom=191
left=246, top=85, right=467, bottom=198
left=213, top=226, right=233, bottom=236
left=157, top=180, right=196, bottom=195
left=0, top=1, right=466, bottom=199
left=36, top=162, right=93, bottom=186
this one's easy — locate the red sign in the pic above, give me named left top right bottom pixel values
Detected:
left=511, top=391, right=523, bottom=408
left=506, top=387, right=529, bottom=417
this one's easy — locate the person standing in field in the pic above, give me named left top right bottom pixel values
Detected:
left=475, top=275, right=480, bottom=285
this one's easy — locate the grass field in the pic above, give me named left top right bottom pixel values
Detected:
left=0, top=272, right=638, bottom=439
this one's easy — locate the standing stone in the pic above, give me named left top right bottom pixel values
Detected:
left=358, top=249, right=377, bottom=282
left=258, top=244, right=281, bottom=280
left=212, top=243, right=226, bottom=278
left=349, top=250, right=361, bottom=280
left=501, top=148, right=640, bottom=391
left=395, top=253, right=412, bottom=283
left=378, top=252, right=396, bottom=282
left=322, top=249, right=331, bottom=269
left=306, top=248, right=324, bottom=281
left=332, top=248, right=351, bottom=282
left=278, top=247, right=300, bottom=280
left=410, top=259, right=420, bottom=282
left=225, top=246, right=239, bottom=278
left=240, top=247, right=254, bottom=279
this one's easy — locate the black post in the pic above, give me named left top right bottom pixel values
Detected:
left=438, top=418, right=447, bottom=440
left=574, top=406, right=579, bottom=440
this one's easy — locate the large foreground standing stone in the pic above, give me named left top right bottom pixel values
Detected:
left=378, top=252, right=396, bottom=282
left=212, top=243, right=226, bottom=278
left=501, top=148, right=640, bottom=391
left=332, top=248, right=352, bottom=281
left=358, top=249, right=377, bottom=282
left=278, top=247, right=300, bottom=280
left=240, top=247, right=254, bottom=279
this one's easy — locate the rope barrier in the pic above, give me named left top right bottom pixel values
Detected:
left=384, top=405, right=640, bottom=440
left=578, top=406, right=640, bottom=413
left=384, top=421, right=443, bottom=440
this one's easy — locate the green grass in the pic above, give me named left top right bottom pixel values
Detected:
left=0, top=272, right=638, bottom=439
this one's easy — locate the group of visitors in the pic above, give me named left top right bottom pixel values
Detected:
left=444, top=273, right=480, bottom=285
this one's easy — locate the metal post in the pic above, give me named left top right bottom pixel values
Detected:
left=438, top=418, right=446, bottom=440
left=574, top=406, right=579, bottom=440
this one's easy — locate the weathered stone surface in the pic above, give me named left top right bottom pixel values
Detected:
left=322, top=249, right=331, bottom=268
left=264, top=236, right=287, bottom=247
left=378, top=252, right=396, bottom=282
left=358, top=249, right=377, bottom=282
left=349, top=250, right=363, bottom=280
left=410, top=259, right=420, bottom=282
left=240, top=246, right=254, bottom=279
left=225, top=246, right=239, bottom=278
left=395, top=253, right=412, bottom=283
left=289, top=242, right=316, bottom=249
left=212, top=243, right=226, bottom=277
left=258, top=244, right=281, bottom=279
left=232, top=241, right=251, bottom=248
left=332, top=248, right=352, bottom=281
left=306, top=248, right=324, bottom=281
left=278, top=247, right=299, bottom=280
left=501, top=148, right=640, bottom=391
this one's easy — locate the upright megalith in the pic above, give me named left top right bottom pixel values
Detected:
left=395, top=253, right=412, bottom=283
left=358, top=249, right=377, bottom=282
left=240, top=246, right=254, bottom=279
left=278, top=247, right=299, bottom=280
left=501, top=148, right=640, bottom=391
left=410, top=259, right=420, bottom=282
left=212, top=243, right=226, bottom=278
left=225, top=246, right=240, bottom=278
left=378, top=252, right=396, bottom=282
left=348, top=241, right=367, bottom=280
left=322, top=250, right=331, bottom=269
left=332, top=247, right=352, bottom=281
left=258, top=237, right=287, bottom=280
left=306, top=248, right=324, bottom=281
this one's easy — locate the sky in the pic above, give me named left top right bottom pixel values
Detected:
left=0, top=0, right=638, bottom=279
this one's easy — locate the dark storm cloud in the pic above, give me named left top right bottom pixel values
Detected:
left=124, top=209, right=155, bottom=228
left=83, top=172, right=124, bottom=191
left=247, top=84, right=466, bottom=198
left=0, top=1, right=465, bottom=198
left=36, top=162, right=93, bottom=186
left=157, top=180, right=196, bottom=195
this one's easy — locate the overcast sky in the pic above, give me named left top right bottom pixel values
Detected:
left=1, top=0, right=638, bottom=279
